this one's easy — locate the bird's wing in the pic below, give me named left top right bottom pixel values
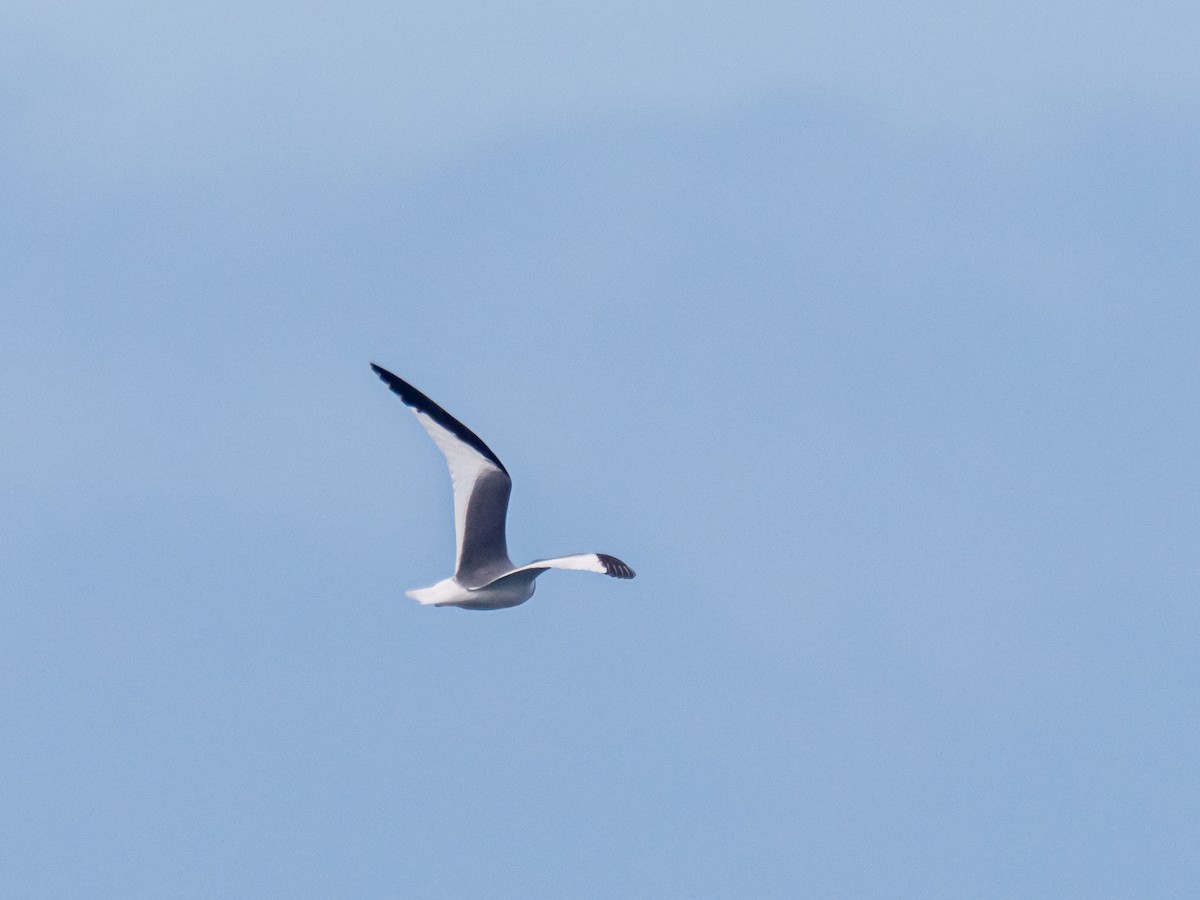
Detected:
left=371, top=364, right=513, bottom=587
left=504, top=553, right=636, bottom=580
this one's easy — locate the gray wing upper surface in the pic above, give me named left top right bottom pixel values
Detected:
left=371, top=364, right=514, bottom=587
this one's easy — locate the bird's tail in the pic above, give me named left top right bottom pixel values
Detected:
left=405, top=578, right=461, bottom=605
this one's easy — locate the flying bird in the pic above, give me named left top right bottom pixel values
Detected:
left=371, top=363, right=635, bottom=610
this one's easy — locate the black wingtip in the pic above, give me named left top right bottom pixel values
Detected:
left=597, top=554, right=636, bottom=579
left=370, top=362, right=396, bottom=384
left=369, top=363, right=509, bottom=475
left=370, top=363, right=416, bottom=405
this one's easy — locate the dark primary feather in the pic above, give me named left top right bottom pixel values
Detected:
left=370, top=363, right=509, bottom=474
left=597, top=554, right=636, bottom=579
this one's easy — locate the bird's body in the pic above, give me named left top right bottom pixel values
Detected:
left=405, top=571, right=537, bottom=610
left=371, top=364, right=635, bottom=610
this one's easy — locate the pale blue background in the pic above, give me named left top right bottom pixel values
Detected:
left=3, top=3, right=1199, bottom=897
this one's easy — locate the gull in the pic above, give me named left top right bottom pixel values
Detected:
left=371, top=364, right=635, bottom=610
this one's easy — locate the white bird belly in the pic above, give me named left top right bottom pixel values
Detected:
left=405, top=573, right=537, bottom=610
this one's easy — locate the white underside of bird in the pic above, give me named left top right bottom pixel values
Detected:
left=371, top=364, right=636, bottom=610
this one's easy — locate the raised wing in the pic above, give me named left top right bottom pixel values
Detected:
left=371, top=364, right=513, bottom=586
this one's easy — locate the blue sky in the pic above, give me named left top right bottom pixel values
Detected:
left=3, top=3, right=1199, bottom=897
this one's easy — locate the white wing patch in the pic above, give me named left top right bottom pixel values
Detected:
left=514, top=554, right=607, bottom=574
left=506, top=553, right=636, bottom=579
